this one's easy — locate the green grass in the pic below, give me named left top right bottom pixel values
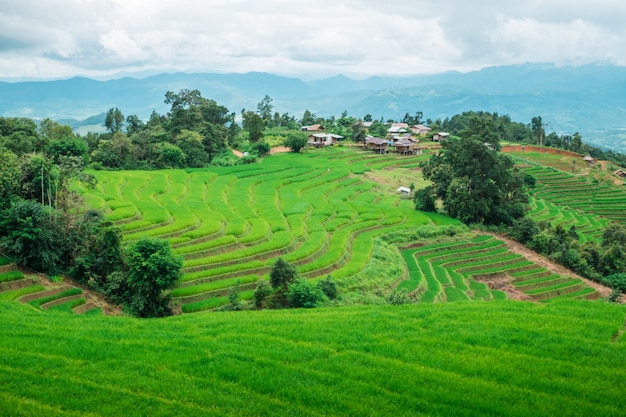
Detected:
left=0, top=270, right=24, bottom=283
left=399, top=233, right=595, bottom=302
left=0, top=300, right=625, bottom=416
left=0, top=285, right=46, bottom=302
left=86, top=147, right=452, bottom=310
left=28, top=288, right=83, bottom=308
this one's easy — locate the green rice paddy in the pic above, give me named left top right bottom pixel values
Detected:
left=0, top=300, right=624, bottom=416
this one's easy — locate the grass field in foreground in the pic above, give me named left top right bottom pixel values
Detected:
left=1, top=300, right=625, bottom=417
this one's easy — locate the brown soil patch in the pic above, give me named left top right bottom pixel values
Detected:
left=472, top=273, right=535, bottom=301
left=501, top=145, right=581, bottom=157
left=231, top=149, right=244, bottom=158
left=270, top=146, right=290, bottom=155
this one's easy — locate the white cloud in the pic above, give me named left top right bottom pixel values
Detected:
left=0, top=0, right=625, bottom=79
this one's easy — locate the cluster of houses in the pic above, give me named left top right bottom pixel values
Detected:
left=302, top=122, right=450, bottom=156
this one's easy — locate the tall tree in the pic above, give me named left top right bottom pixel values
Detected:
left=105, top=107, right=125, bottom=134
left=242, top=111, right=265, bottom=143
left=256, top=95, right=274, bottom=126
left=421, top=128, right=528, bottom=225
left=531, top=116, right=544, bottom=146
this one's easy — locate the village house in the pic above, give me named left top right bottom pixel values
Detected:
left=614, top=168, right=626, bottom=178
left=432, top=132, right=450, bottom=141
left=301, top=124, right=324, bottom=132
left=583, top=155, right=595, bottom=166
left=411, top=124, right=432, bottom=136
left=393, top=138, right=423, bottom=155
left=387, top=123, right=409, bottom=136
left=365, top=136, right=388, bottom=154
left=308, top=133, right=344, bottom=147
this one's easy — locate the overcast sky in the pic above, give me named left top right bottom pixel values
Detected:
left=1, top=0, right=625, bottom=80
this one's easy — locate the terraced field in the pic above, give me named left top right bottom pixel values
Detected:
left=523, top=165, right=626, bottom=226
left=0, top=259, right=102, bottom=315
left=83, top=147, right=439, bottom=312
left=400, top=234, right=599, bottom=302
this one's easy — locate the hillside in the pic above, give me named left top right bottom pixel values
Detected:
left=66, top=146, right=625, bottom=311
left=0, top=300, right=624, bottom=416
left=1, top=63, right=625, bottom=152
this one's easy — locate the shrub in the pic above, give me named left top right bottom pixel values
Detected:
left=601, top=273, right=626, bottom=293
left=284, top=133, right=308, bottom=153
left=319, top=275, right=338, bottom=300
left=286, top=278, right=328, bottom=308
left=253, top=279, right=273, bottom=309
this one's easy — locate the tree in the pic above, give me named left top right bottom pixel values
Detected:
left=531, top=116, right=544, bottom=146
left=105, top=107, right=125, bottom=134
left=175, top=130, right=208, bottom=168
left=0, top=199, right=64, bottom=274
left=351, top=122, right=367, bottom=144
left=402, top=111, right=423, bottom=126
left=256, top=95, right=273, bottom=126
left=0, top=149, right=20, bottom=209
left=284, top=132, right=308, bottom=153
left=152, top=142, right=186, bottom=169
left=301, top=109, right=315, bottom=126
left=125, top=115, right=145, bottom=136
left=46, top=137, right=88, bottom=163
left=420, top=130, right=529, bottom=225
left=125, top=238, right=182, bottom=317
left=242, top=111, right=265, bottom=143
left=413, top=186, right=437, bottom=212
left=269, top=258, right=297, bottom=292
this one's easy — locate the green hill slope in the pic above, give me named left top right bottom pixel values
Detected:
left=0, top=300, right=624, bottom=416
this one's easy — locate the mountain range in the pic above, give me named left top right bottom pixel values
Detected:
left=1, top=63, right=625, bottom=152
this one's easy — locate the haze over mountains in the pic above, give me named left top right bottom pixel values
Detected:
left=1, top=63, right=625, bottom=152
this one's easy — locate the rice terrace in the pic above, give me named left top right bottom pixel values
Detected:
left=2, top=128, right=626, bottom=415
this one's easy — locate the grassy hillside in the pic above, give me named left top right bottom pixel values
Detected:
left=80, top=147, right=456, bottom=311
left=1, top=300, right=624, bottom=416
left=74, top=146, right=626, bottom=310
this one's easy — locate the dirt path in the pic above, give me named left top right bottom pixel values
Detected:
left=270, top=146, right=290, bottom=155
left=231, top=147, right=290, bottom=157
left=483, top=232, right=615, bottom=299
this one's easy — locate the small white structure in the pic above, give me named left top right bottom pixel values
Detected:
left=397, top=186, right=411, bottom=195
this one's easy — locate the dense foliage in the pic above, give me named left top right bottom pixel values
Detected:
left=419, top=115, right=530, bottom=225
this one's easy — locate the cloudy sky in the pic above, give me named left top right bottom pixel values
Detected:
left=1, top=0, right=624, bottom=80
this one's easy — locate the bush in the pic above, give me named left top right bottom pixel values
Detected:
left=253, top=279, right=273, bottom=309
left=319, top=275, right=338, bottom=300
left=286, top=278, right=328, bottom=308
left=284, top=133, right=308, bottom=153
left=601, top=273, right=626, bottom=293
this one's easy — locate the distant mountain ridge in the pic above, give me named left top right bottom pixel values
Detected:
left=1, top=63, right=625, bottom=152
